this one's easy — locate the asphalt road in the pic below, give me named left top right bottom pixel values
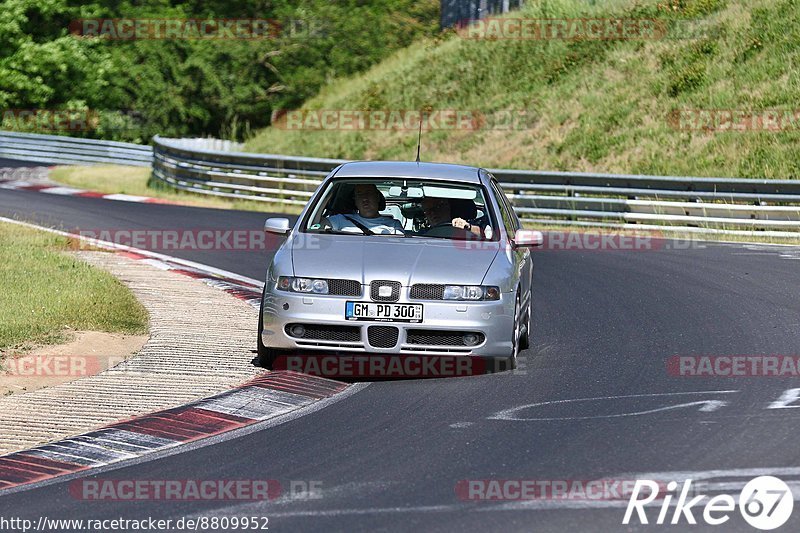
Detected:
left=2, top=160, right=800, bottom=532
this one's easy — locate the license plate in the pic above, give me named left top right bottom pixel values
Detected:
left=345, top=302, right=423, bottom=323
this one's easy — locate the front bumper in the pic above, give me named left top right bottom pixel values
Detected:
left=260, top=285, right=515, bottom=357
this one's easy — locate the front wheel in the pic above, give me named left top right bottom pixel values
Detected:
left=519, top=293, right=531, bottom=351
left=510, top=293, right=521, bottom=369
left=487, top=294, right=521, bottom=373
left=256, top=288, right=278, bottom=368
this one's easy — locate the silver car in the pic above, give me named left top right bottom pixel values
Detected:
left=257, top=161, right=542, bottom=372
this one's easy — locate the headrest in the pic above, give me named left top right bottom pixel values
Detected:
left=328, top=183, right=356, bottom=215
left=328, top=183, right=387, bottom=214
left=449, top=198, right=477, bottom=220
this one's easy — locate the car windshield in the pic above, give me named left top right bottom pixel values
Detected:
left=303, top=178, right=498, bottom=241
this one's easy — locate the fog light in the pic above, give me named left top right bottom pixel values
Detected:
left=463, top=333, right=480, bottom=346
left=290, top=325, right=306, bottom=338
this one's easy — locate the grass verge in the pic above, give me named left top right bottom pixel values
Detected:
left=49, top=165, right=303, bottom=214
left=0, top=221, right=149, bottom=354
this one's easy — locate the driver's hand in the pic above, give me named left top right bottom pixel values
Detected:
left=452, top=218, right=470, bottom=230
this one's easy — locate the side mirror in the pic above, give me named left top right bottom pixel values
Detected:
left=264, top=217, right=291, bottom=235
left=512, top=229, right=544, bottom=248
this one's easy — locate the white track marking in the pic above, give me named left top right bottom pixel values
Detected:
left=767, top=388, right=800, bottom=409
left=39, top=186, right=86, bottom=196
left=101, top=193, right=152, bottom=202
left=489, top=391, right=739, bottom=421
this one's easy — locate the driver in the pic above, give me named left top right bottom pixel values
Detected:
left=421, top=197, right=481, bottom=237
left=325, top=184, right=404, bottom=235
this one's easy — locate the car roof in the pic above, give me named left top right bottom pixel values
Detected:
left=332, top=161, right=483, bottom=184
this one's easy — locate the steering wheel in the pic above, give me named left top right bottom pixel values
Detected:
left=423, top=222, right=472, bottom=238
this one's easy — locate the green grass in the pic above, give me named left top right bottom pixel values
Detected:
left=245, top=0, right=800, bottom=179
left=50, top=165, right=302, bottom=214
left=0, top=221, right=149, bottom=353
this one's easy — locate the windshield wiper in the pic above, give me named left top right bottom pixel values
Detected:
left=315, top=228, right=362, bottom=236
left=404, top=231, right=483, bottom=241
left=318, top=228, right=407, bottom=237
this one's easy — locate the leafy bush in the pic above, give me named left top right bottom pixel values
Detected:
left=0, top=0, right=438, bottom=142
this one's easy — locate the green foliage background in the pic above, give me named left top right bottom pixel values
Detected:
left=0, top=0, right=438, bottom=143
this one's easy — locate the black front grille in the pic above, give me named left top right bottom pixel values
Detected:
left=367, top=326, right=399, bottom=348
left=410, top=284, right=445, bottom=300
left=370, top=280, right=401, bottom=302
left=327, top=279, right=362, bottom=296
left=407, top=330, right=485, bottom=346
left=285, top=324, right=361, bottom=342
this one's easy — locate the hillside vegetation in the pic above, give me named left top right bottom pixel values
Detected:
left=246, top=0, right=800, bottom=179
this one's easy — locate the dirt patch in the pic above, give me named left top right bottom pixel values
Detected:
left=0, top=331, right=148, bottom=397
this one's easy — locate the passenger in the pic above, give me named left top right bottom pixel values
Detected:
left=420, top=197, right=481, bottom=237
left=325, top=184, right=404, bottom=235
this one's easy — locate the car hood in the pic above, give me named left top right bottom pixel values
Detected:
left=290, top=235, right=499, bottom=286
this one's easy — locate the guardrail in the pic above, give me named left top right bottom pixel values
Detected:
left=0, top=131, right=152, bottom=167
left=152, top=135, right=343, bottom=206
left=152, top=136, right=800, bottom=239
left=3, top=131, right=799, bottom=239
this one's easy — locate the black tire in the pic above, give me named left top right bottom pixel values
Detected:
left=256, top=287, right=277, bottom=369
left=488, top=295, right=520, bottom=373
left=503, top=293, right=521, bottom=371
left=519, top=293, right=532, bottom=351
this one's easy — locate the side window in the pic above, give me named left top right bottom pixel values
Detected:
left=494, top=179, right=520, bottom=231
left=490, top=179, right=517, bottom=236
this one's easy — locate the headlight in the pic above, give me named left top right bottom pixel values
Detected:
left=443, top=285, right=500, bottom=301
left=277, top=276, right=329, bottom=294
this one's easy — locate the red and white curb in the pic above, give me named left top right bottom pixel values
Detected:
left=0, top=176, right=175, bottom=205
left=115, top=249, right=263, bottom=309
left=0, top=218, right=358, bottom=492
left=0, top=371, right=346, bottom=491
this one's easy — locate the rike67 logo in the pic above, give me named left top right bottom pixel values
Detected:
left=623, top=476, right=793, bottom=530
